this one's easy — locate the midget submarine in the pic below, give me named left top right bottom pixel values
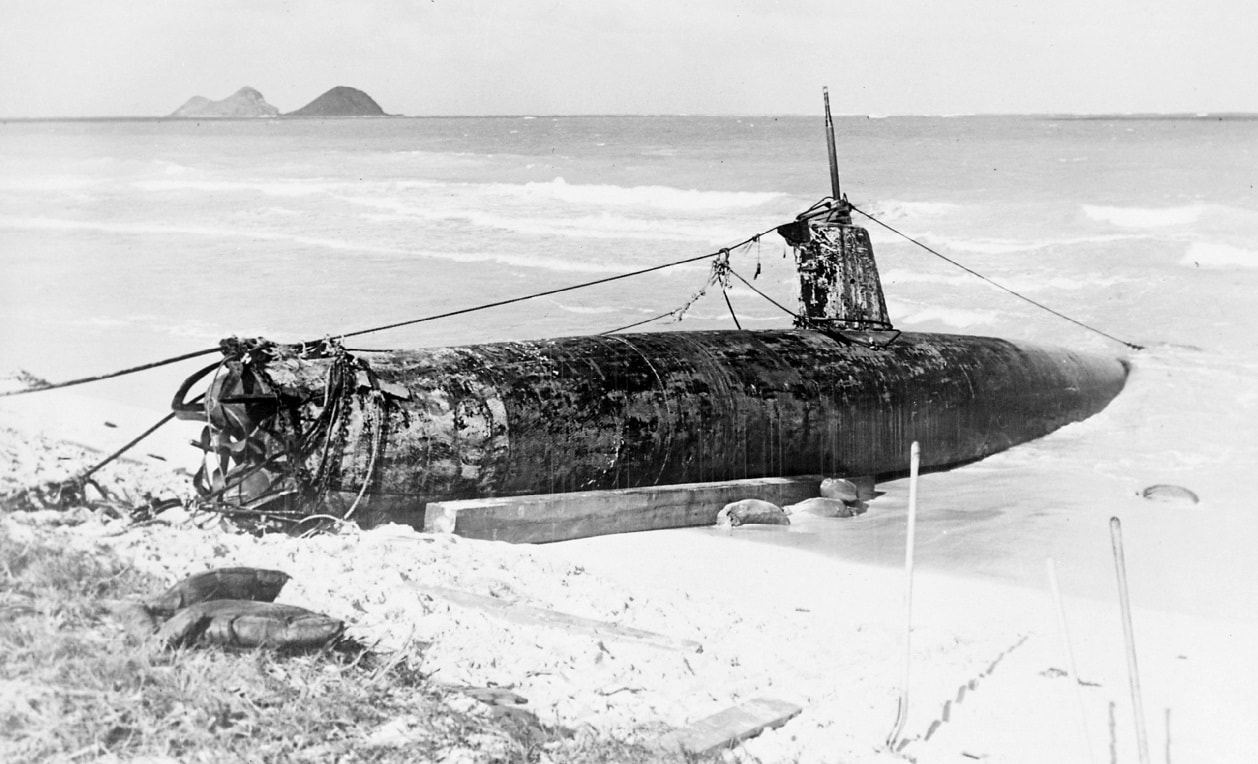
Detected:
left=172, top=197, right=1129, bottom=532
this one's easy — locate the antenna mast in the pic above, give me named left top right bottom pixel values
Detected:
left=823, top=87, right=842, bottom=202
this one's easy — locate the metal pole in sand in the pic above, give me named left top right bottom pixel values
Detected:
left=1046, top=557, right=1096, bottom=764
left=886, top=441, right=920, bottom=750
left=1110, top=516, right=1151, bottom=764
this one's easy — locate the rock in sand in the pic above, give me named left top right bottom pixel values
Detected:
left=819, top=478, right=859, bottom=503
left=715, top=499, right=789, bottom=527
left=783, top=497, right=861, bottom=519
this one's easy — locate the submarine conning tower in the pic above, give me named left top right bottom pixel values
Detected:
left=779, top=200, right=892, bottom=333
left=783, top=84, right=892, bottom=334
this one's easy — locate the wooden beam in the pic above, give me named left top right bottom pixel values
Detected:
left=414, top=585, right=702, bottom=653
left=423, top=476, right=822, bottom=544
left=652, top=697, right=803, bottom=755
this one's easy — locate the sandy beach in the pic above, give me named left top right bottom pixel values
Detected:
left=4, top=386, right=1255, bottom=764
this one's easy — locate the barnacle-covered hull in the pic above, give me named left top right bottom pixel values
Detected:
left=176, top=329, right=1128, bottom=528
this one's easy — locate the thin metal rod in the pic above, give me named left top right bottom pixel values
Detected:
left=1110, top=517, right=1151, bottom=764
left=1046, top=557, right=1096, bottom=764
left=886, top=441, right=920, bottom=749
left=823, top=87, right=841, bottom=201
left=721, top=289, right=743, bottom=330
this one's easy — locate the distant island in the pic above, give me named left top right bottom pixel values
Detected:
left=170, top=87, right=279, bottom=118
left=168, top=86, right=388, bottom=118
left=285, top=86, right=386, bottom=117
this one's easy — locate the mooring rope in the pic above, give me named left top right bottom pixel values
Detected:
left=849, top=202, right=1144, bottom=351
left=334, top=224, right=783, bottom=341
left=78, top=411, right=178, bottom=482
left=598, top=309, right=680, bottom=336
left=2, top=224, right=785, bottom=399
left=727, top=267, right=801, bottom=321
left=601, top=238, right=774, bottom=335
left=0, top=347, right=221, bottom=399
left=0, top=410, right=179, bottom=512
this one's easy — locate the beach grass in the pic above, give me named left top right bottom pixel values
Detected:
left=0, top=521, right=687, bottom=763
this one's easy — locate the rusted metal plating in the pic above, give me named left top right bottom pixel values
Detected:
left=792, top=212, right=892, bottom=331
left=177, top=330, right=1128, bottom=527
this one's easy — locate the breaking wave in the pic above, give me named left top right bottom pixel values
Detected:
left=908, top=232, right=1137, bottom=256
left=888, top=302, right=1000, bottom=329
left=134, top=178, right=332, bottom=197
left=505, top=177, right=785, bottom=211
left=0, top=216, right=629, bottom=274
left=1082, top=204, right=1208, bottom=228
left=356, top=209, right=739, bottom=243
left=129, top=175, right=784, bottom=214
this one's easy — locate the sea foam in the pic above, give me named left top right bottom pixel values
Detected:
left=865, top=199, right=964, bottom=220
left=1181, top=242, right=1258, bottom=269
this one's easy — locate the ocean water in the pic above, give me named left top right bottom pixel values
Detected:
left=2, top=115, right=1257, bottom=620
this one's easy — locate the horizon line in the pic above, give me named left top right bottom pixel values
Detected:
left=5, top=110, right=1258, bottom=122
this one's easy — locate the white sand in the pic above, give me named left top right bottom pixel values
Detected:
left=4, top=389, right=1255, bottom=763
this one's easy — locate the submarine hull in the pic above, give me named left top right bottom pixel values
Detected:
left=185, top=329, right=1128, bottom=527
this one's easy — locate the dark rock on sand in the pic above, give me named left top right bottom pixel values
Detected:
left=285, top=86, right=387, bottom=117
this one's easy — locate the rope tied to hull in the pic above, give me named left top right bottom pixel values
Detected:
left=712, top=249, right=744, bottom=330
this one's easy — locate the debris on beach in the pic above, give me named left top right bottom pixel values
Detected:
left=156, top=599, right=346, bottom=650
left=147, top=566, right=292, bottom=616
left=1140, top=483, right=1199, bottom=504
left=0, top=422, right=189, bottom=522
left=114, top=566, right=348, bottom=651
left=0, top=369, right=52, bottom=394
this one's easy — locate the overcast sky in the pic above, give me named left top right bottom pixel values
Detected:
left=2, top=0, right=1252, bottom=117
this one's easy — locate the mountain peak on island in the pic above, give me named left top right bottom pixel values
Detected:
left=170, top=86, right=279, bottom=118
left=285, top=86, right=387, bottom=117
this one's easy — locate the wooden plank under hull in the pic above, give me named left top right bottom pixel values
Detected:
left=422, top=475, right=822, bottom=542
